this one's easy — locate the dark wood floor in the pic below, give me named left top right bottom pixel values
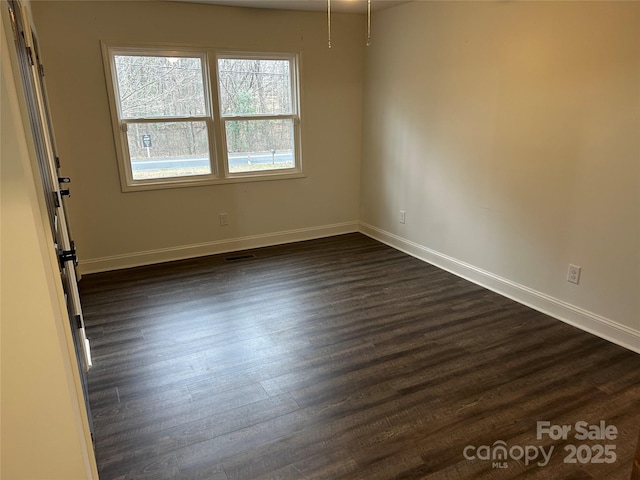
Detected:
left=79, top=233, right=640, bottom=480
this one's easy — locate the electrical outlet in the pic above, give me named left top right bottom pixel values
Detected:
left=400, top=210, right=406, bottom=224
left=567, top=264, right=581, bottom=285
left=219, top=213, right=229, bottom=226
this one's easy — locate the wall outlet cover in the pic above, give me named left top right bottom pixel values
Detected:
left=567, top=264, right=581, bottom=285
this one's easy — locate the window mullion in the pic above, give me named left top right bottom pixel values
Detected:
left=208, top=51, right=225, bottom=178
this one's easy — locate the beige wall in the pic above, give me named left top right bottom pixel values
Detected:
left=361, top=1, right=639, bottom=339
left=30, top=1, right=365, bottom=270
left=1, top=5, right=98, bottom=477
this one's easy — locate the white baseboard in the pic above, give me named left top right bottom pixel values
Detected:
left=79, top=221, right=359, bottom=275
left=79, top=220, right=638, bottom=354
left=359, top=222, right=640, bottom=354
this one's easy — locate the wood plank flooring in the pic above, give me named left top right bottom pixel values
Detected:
left=79, top=233, right=640, bottom=480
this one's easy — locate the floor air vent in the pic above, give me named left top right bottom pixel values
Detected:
left=224, top=254, right=257, bottom=262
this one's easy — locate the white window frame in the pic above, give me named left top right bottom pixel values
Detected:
left=216, top=52, right=302, bottom=179
left=101, top=43, right=304, bottom=192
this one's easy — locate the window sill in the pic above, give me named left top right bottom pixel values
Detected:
left=120, top=170, right=306, bottom=193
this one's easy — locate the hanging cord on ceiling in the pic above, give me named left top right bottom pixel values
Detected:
left=367, top=0, right=371, bottom=46
left=328, top=0, right=370, bottom=48
left=327, top=0, right=332, bottom=48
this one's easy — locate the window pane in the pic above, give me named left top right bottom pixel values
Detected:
left=126, top=121, right=211, bottom=180
left=114, top=55, right=207, bottom=119
left=218, top=58, right=292, bottom=116
left=225, top=119, right=294, bottom=173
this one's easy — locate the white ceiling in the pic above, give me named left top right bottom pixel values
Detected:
left=172, top=0, right=411, bottom=14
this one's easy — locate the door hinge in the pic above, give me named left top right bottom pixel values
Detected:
left=59, top=242, right=78, bottom=266
left=26, top=46, right=34, bottom=66
left=53, top=191, right=60, bottom=208
left=74, top=314, right=82, bottom=329
left=8, top=6, right=18, bottom=41
left=60, top=188, right=71, bottom=198
left=120, top=123, right=128, bottom=132
left=58, top=177, right=71, bottom=184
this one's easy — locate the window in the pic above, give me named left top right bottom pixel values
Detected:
left=217, top=55, right=298, bottom=175
left=102, top=45, right=302, bottom=191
